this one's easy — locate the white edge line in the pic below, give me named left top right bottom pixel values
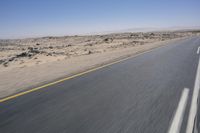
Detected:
left=168, top=88, right=189, bottom=133
left=197, top=47, right=200, bottom=54
left=186, top=54, right=200, bottom=133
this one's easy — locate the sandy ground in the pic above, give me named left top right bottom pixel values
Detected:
left=0, top=31, right=199, bottom=98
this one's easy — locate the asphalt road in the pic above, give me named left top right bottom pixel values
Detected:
left=0, top=36, right=200, bottom=133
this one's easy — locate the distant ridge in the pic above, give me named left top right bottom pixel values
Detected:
left=84, top=26, right=200, bottom=35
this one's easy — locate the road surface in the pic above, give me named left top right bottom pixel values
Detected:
left=0, top=36, right=200, bottom=133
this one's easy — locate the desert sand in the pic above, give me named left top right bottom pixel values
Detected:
left=0, top=31, right=199, bottom=98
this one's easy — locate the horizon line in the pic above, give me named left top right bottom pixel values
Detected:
left=1, top=26, right=200, bottom=40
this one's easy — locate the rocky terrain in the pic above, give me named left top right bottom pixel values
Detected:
left=0, top=31, right=199, bottom=70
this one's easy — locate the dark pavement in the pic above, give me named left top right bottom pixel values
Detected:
left=0, top=36, right=200, bottom=133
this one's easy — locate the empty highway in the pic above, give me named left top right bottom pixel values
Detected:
left=0, top=36, right=200, bottom=133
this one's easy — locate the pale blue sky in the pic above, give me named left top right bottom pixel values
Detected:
left=0, top=0, right=200, bottom=39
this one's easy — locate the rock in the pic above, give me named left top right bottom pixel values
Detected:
left=87, top=43, right=93, bottom=46
left=3, top=62, right=8, bottom=67
left=46, top=53, right=52, bottom=56
left=49, top=46, right=53, bottom=49
left=28, top=47, right=34, bottom=51
left=150, top=33, right=155, bottom=36
left=28, top=53, right=33, bottom=57
left=103, top=38, right=113, bottom=43
left=16, top=52, right=28, bottom=57
left=88, top=50, right=92, bottom=54
left=86, top=39, right=91, bottom=42
left=29, top=48, right=40, bottom=54
left=0, top=59, right=5, bottom=64
left=32, top=50, right=40, bottom=54
left=8, top=57, right=15, bottom=62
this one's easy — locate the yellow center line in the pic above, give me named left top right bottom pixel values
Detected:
left=0, top=55, right=134, bottom=103
left=0, top=44, right=170, bottom=103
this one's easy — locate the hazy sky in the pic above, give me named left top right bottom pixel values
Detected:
left=0, top=0, right=200, bottom=39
